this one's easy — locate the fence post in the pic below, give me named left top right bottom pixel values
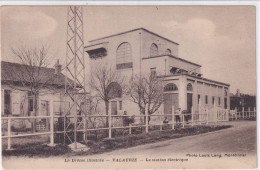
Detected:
left=248, top=107, right=250, bottom=118
left=83, top=115, right=87, bottom=141
left=182, top=114, right=185, bottom=128
left=206, top=108, right=209, bottom=125
left=7, top=117, right=11, bottom=150
left=226, top=109, right=229, bottom=121
left=145, top=110, right=149, bottom=133
left=108, top=101, right=112, bottom=138
left=191, top=106, right=194, bottom=126
left=172, top=106, right=175, bottom=130
left=235, top=107, right=237, bottom=120
left=129, top=124, right=132, bottom=135
left=63, top=114, right=66, bottom=144
left=49, top=100, right=55, bottom=146
left=242, top=107, right=245, bottom=119
left=254, top=107, right=256, bottom=117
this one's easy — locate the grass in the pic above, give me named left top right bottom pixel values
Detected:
left=2, top=124, right=232, bottom=157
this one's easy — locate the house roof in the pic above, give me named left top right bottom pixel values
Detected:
left=1, top=61, right=76, bottom=88
left=88, top=28, right=179, bottom=45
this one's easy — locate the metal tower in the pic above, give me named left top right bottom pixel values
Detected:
left=65, top=6, right=86, bottom=149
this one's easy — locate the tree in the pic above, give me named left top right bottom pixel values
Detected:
left=89, top=64, right=125, bottom=126
left=7, top=45, right=55, bottom=132
left=129, top=73, right=164, bottom=123
left=86, top=95, right=106, bottom=140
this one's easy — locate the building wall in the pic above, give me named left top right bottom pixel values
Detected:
left=167, top=57, right=201, bottom=74
left=142, top=56, right=201, bottom=78
left=87, top=29, right=180, bottom=80
left=1, top=84, right=74, bottom=117
left=141, top=29, right=179, bottom=58
left=163, top=75, right=230, bottom=114
left=88, top=30, right=141, bottom=79
left=86, top=29, right=230, bottom=119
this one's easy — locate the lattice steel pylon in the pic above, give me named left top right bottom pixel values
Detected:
left=65, top=6, right=86, bottom=149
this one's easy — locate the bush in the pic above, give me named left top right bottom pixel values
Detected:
left=3, top=143, right=71, bottom=157
left=123, top=115, right=135, bottom=126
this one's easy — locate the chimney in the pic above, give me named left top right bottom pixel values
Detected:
left=54, top=59, right=62, bottom=74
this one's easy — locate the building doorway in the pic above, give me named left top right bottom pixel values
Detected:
left=187, top=93, right=193, bottom=113
left=224, top=98, right=227, bottom=109
left=164, top=93, right=178, bottom=120
left=111, top=101, right=118, bottom=115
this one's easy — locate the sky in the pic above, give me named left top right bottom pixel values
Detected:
left=1, top=6, right=256, bottom=95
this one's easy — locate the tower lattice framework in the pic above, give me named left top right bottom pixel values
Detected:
left=65, top=6, right=86, bottom=147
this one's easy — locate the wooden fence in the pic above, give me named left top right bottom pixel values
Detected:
left=229, top=107, right=256, bottom=120
left=1, top=101, right=256, bottom=150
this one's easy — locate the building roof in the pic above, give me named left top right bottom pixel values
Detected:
left=88, top=28, right=179, bottom=45
left=159, top=73, right=230, bottom=87
left=1, top=61, right=75, bottom=88
left=142, top=54, right=201, bottom=67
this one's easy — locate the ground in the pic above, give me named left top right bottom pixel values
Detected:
left=2, top=121, right=257, bottom=169
left=87, top=121, right=256, bottom=156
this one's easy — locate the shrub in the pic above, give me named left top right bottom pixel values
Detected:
left=123, top=115, right=135, bottom=126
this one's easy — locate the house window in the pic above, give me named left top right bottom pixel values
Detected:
left=116, top=42, right=133, bottom=69
left=165, top=49, right=171, bottom=55
left=205, top=95, right=208, bottom=104
left=218, top=97, right=221, bottom=105
left=198, top=94, right=200, bottom=104
left=212, top=96, right=215, bottom=105
left=29, top=98, right=33, bottom=112
left=164, top=83, right=178, bottom=92
left=150, top=43, right=159, bottom=57
left=150, top=68, right=156, bottom=76
left=4, top=90, right=11, bottom=115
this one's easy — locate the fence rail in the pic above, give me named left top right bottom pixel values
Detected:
left=2, top=101, right=256, bottom=150
left=229, top=107, right=256, bottom=120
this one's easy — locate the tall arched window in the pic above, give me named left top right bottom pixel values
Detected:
left=164, top=83, right=178, bottom=92
left=116, top=42, right=133, bottom=69
left=165, top=49, right=171, bottom=55
left=150, top=43, right=159, bottom=57
left=187, top=83, right=193, bottom=91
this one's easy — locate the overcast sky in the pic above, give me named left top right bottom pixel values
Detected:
left=1, top=6, right=256, bottom=95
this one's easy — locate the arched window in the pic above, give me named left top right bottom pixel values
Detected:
left=116, top=42, right=133, bottom=69
left=187, top=83, right=193, bottom=91
left=150, top=43, right=159, bottom=57
left=164, top=83, right=178, bottom=92
left=165, top=49, right=171, bottom=55
left=107, top=82, right=122, bottom=99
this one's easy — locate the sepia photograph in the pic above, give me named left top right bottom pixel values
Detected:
left=1, top=4, right=257, bottom=169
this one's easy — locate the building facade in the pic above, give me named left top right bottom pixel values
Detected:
left=85, top=28, right=230, bottom=120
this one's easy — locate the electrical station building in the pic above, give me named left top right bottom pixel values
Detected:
left=85, top=28, right=230, bottom=118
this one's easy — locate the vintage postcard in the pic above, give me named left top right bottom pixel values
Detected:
left=1, top=4, right=257, bottom=169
